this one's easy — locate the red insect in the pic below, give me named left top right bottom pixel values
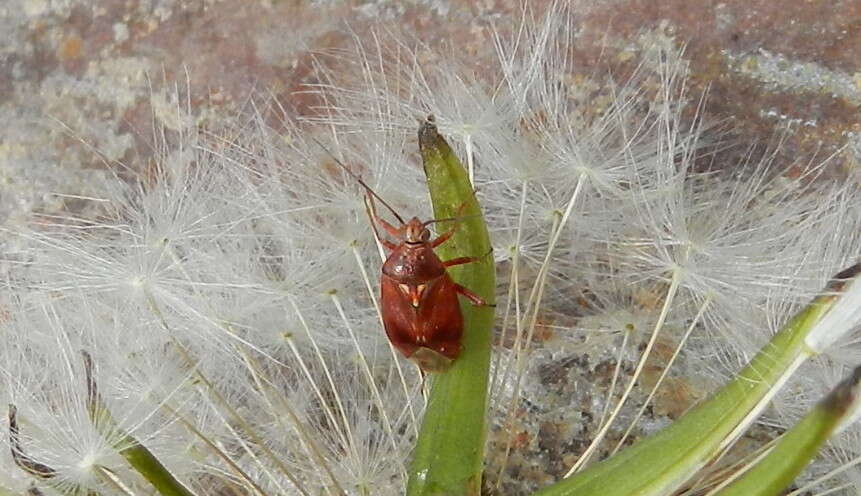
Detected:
left=367, top=199, right=487, bottom=372
left=318, top=141, right=488, bottom=372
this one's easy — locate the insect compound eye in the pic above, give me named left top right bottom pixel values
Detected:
left=420, top=228, right=430, bottom=242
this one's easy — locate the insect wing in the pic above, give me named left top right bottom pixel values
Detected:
left=380, top=272, right=464, bottom=372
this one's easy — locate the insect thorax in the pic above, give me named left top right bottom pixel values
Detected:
left=382, top=244, right=446, bottom=282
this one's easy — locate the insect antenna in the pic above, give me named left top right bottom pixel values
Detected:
left=310, top=136, right=405, bottom=224
left=422, top=213, right=481, bottom=227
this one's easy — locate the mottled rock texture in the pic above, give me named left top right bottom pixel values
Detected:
left=2, top=0, right=858, bottom=225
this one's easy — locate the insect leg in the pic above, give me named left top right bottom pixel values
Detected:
left=430, top=202, right=469, bottom=248
left=431, top=226, right=456, bottom=248
left=443, top=247, right=493, bottom=266
left=379, top=239, right=398, bottom=251
left=363, top=194, right=399, bottom=251
left=443, top=256, right=482, bottom=267
left=454, top=283, right=488, bottom=306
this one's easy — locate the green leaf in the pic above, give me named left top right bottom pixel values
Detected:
left=715, top=366, right=861, bottom=496
left=406, top=116, right=496, bottom=496
left=535, top=291, right=837, bottom=496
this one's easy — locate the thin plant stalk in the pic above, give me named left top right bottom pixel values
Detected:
left=350, top=242, right=420, bottom=436
left=566, top=271, right=682, bottom=475
left=329, top=291, right=407, bottom=481
left=158, top=402, right=269, bottom=496
left=612, top=296, right=711, bottom=454
left=787, top=455, right=861, bottom=495
left=599, top=328, right=632, bottom=429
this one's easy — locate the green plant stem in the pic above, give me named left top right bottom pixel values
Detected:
left=406, top=117, right=496, bottom=496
